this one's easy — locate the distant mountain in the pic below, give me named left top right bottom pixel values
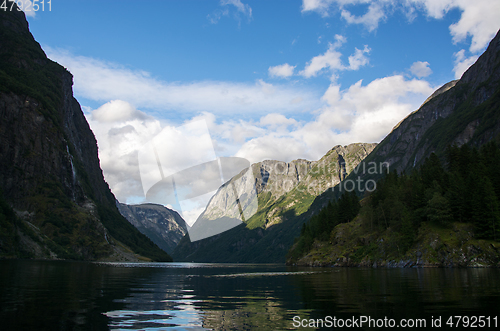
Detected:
left=117, top=202, right=189, bottom=254
left=288, top=29, right=500, bottom=267
left=172, top=143, right=376, bottom=262
left=0, top=7, right=171, bottom=261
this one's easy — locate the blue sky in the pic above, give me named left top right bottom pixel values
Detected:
left=23, top=0, right=500, bottom=224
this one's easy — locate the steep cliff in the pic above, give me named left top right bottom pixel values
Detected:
left=0, top=7, right=171, bottom=261
left=172, top=143, right=376, bottom=262
left=117, top=202, right=189, bottom=254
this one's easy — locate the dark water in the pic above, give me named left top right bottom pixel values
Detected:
left=1, top=260, right=499, bottom=330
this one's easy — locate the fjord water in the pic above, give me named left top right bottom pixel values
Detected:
left=1, top=261, right=499, bottom=330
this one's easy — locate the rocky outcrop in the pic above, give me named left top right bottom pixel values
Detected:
left=117, top=202, right=188, bottom=254
left=0, top=7, right=170, bottom=261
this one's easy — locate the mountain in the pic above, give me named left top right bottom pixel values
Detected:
left=172, top=143, right=376, bottom=262
left=0, top=7, right=171, bottom=261
left=362, top=30, right=500, bottom=177
left=117, top=202, right=189, bottom=254
left=288, top=29, right=500, bottom=267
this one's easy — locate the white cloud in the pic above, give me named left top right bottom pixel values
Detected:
left=221, top=0, right=252, bottom=18
left=86, top=101, right=162, bottom=204
left=300, top=35, right=345, bottom=78
left=268, top=63, right=296, bottom=78
left=209, top=0, right=252, bottom=24
left=302, top=0, right=500, bottom=54
left=236, top=74, right=434, bottom=163
left=207, top=8, right=230, bottom=24
left=301, top=41, right=344, bottom=78
left=348, top=45, right=371, bottom=70
left=260, top=113, right=298, bottom=127
left=448, top=0, right=500, bottom=53
left=45, top=48, right=320, bottom=118
left=300, top=35, right=369, bottom=79
left=408, top=0, right=500, bottom=53
left=87, top=102, right=231, bottom=223
left=409, top=61, right=433, bottom=78
left=88, top=76, right=435, bottom=219
left=341, top=2, right=386, bottom=32
left=91, top=100, right=152, bottom=123
left=453, top=49, right=478, bottom=79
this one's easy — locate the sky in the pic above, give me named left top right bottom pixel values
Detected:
left=22, top=0, right=500, bottom=225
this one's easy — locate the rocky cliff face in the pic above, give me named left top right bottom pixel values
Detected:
left=117, top=203, right=188, bottom=254
left=173, top=143, right=376, bottom=262
left=0, top=7, right=170, bottom=261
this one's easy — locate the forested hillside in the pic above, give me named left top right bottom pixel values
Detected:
left=288, top=142, right=500, bottom=267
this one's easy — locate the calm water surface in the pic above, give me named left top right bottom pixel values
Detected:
left=1, top=260, right=499, bottom=330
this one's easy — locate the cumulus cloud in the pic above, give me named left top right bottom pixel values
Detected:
left=410, top=0, right=500, bottom=53
left=453, top=49, right=478, bottom=79
left=86, top=101, right=162, bottom=204
left=300, top=35, right=370, bottom=79
left=409, top=61, right=433, bottom=78
left=302, top=0, right=500, bottom=54
left=348, top=45, right=371, bottom=70
left=340, top=2, right=386, bottom=32
left=88, top=77, right=434, bottom=222
left=91, top=100, right=152, bottom=123
left=236, top=74, right=435, bottom=163
left=268, top=63, right=296, bottom=78
left=45, top=48, right=320, bottom=118
left=87, top=102, right=235, bottom=224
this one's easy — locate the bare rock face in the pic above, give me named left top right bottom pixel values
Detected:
left=173, top=142, right=376, bottom=261
left=117, top=203, right=189, bottom=254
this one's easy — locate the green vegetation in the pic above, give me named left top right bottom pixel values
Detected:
left=26, top=180, right=111, bottom=260
left=288, top=142, right=500, bottom=265
left=286, top=190, right=360, bottom=262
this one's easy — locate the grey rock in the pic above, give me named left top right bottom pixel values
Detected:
left=117, top=202, right=188, bottom=254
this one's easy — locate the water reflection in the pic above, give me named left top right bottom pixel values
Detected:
left=1, top=261, right=499, bottom=330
